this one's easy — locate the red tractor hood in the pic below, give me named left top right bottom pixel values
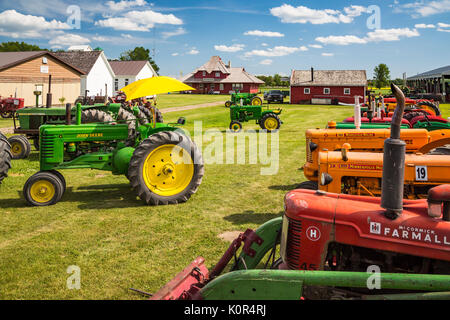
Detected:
left=284, top=189, right=450, bottom=262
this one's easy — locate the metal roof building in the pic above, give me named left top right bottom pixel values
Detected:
left=407, top=65, right=450, bottom=102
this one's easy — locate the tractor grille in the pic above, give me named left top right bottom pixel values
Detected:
left=286, top=217, right=302, bottom=269
left=40, top=134, right=55, bottom=159
left=306, top=138, right=312, bottom=163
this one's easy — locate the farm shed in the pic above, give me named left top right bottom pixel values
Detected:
left=0, top=51, right=84, bottom=107
left=109, top=60, right=157, bottom=94
left=53, top=49, right=115, bottom=98
left=181, top=56, right=264, bottom=94
left=407, top=65, right=450, bottom=102
left=290, top=69, right=367, bottom=105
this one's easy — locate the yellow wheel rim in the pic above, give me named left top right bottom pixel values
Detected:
left=143, top=144, right=194, bottom=197
left=264, top=117, right=278, bottom=130
left=252, top=98, right=262, bottom=106
left=231, top=123, right=241, bottom=132
left=11, top=142, right=23, bottom=156
left=419, top=105, right=436, bottom=116
left=30, top=180, right=56, bottom=203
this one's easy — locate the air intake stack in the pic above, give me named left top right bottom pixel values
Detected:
left=381, top=84, right=406, bottom=219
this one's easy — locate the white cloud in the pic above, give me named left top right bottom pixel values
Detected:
left=121, top=33, right=133, bottom=39
left=187, top=48, right=199, bottom=55
left=49, top=33, right=91, bottom=47
left=261, top=43, right=269, bottom=47
left=316, top=28, right=420, bottom=46
left=260, top=59, right=273, bottom=65
left=415, top=23, right=436, bottom=28
left=270, top=4, right=368, bottom=24
left=245, top=45, right=308, bottom=57
left=171, top=53, right=179, bottom=56
left=162, top=27, right=186, bottom=38
left=244, top=30, right=284, bottom=37
left=214, top=44, right=245, bottom=52
left=106, top=0, right=146, bottom=11
left=96, top=9, right=182, bottom=31
left=322, top=53, right=334, bottom=57
left=316, top=35, right=367, bottom=45
left=92, top=36, right=110, bottom=42
left=438, top=22, right=450, bottom=28
left=393, top=0, right=450, bottom=17
left=308, top=44, right=323, bottom=49
left=0, top=9, right=70, bottom=38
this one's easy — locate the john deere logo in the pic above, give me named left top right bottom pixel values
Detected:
left=306, top=226, right=321, bottom=241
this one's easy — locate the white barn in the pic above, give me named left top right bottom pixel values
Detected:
left=109, top=60, right=157, bottom=93
left=53, top=50, right=115, bottom=97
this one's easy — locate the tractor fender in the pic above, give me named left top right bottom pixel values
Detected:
left=418, top=137, right=450, bottom=154
left=233, top=217, right=282, bottom=270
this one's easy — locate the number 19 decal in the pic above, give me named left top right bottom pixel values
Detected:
left=415, top=166, right=428, bottom=181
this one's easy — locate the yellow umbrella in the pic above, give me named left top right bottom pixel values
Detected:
left=120, top=76, right=195, bottom=101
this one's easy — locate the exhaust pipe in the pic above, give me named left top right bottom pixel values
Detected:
left=381, top=84, right=406, bottom=219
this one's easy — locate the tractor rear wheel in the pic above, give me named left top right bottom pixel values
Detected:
left=260, top=113, right=281, bottom=132
left=81, top=109, right=114, bottom=124
left=0, top=111, right=13, bottom=118
left=0, top=133, right=12, bottom=184
left=127, top=131, right=204, bottom=205
left=297, top=181, right=318, bottom=190
left=139, top=105, right=163, bottom=123
left=7, top=135, right=31, bottom=159
left=251, top=96, right=263, bottom=106
left=225, top=101, right=232, bottom=108
left=116, top=107, right=137, bottom=146
left=416, top=101, right=441, bottom=116
left=229, top=121, right=242, bottom=133
left=23, top=171, right=65, bottom=206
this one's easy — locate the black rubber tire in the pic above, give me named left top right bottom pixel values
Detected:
left=33, top=137, right=39, bottom=151
left=259, top=113, right=281, bottom=132
left=48, top=170, right=66, bottom=193
left=416, top=101, right=441, bottom=116
left=23, top=171, right=65, bottom=206
left=7, top=135, right=31, bottom=159
left=229, top=121, right=242, bottom=133
left=0, top=111, right=13, bottom=118
left=297, top=181, right=318, bottom=190
left=127, top=131, right=204, bottom=205
left=225, top=101, right=232, bottom=108
left=139, top=105, right=163, bottom=123
left=0, top=133, right=12, bottom=184
left=81, top=109, right=114, bottom=124
left=136, top=109, right=149, bottom=126
left=403, top=110, right=430, bottom=122
left=117, top=107, right=137, bottom=146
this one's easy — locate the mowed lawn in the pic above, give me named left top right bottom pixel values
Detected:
left=0, top=102, right=448, bottom=300
left=155, top=93, right=228, bottom=109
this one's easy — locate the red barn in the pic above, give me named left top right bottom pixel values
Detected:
left=181, top=56, right=264, bottom=94
left=290, top=69, right=367, bottom=105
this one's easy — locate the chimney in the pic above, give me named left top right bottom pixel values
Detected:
left=311, top=67, right=314, bottom=82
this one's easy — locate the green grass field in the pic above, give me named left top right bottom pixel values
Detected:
left=156, top=93, right=228, bottom=109
left=0, top=102, right=448, bottom=300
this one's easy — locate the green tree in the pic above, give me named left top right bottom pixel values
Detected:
left=273, top=74, right=281, bottom=87
left=373, top=63, right=391, bottom=89
left=119, top=47, right=159, bottom=74
left=0, top=41, right=44, bottom=52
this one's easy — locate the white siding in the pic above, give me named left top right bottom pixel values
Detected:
left=84, top=56, right=114, bottom=96
left=136, top=63, right=156, bottom=80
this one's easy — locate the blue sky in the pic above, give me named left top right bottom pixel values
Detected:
left=0, top=0, right=449, bottom=78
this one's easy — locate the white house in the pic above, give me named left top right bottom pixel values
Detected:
left=109, top=60, right=157, bottom=93
left=53, top=50, right=115, bottom=97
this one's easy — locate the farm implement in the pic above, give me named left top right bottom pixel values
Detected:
left=22, top=77, right=204, bottom=207
left=149, top=85, right=450, bottom=300
left=225, top=91, right=262, bottom=108
left=229, top=104, right=282, bottom=132
left=0, top=96, right=24, bottom=118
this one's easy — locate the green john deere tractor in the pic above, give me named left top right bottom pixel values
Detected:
left=11, top=102, right=163, bottom=159
left=229, top=104, right=282, bottom=133
left=22, top=103, right=203, bottom=206
left=224, top=91, right=263, bottom=108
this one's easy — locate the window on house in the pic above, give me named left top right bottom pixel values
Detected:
left=232, top=83, right=243, bottom=91
left=199, top=83, right=204, bottom=89
left=344, top=88, right=351, bottom=95
left=304, top=88, right=310, bottom=94
left=211, top=84, right=215, bottom=90
left=215, top=72, right=220, bottom=78
left=202, top=71, right=206, bottom=77
left=114, top=79, right=119, bottom=91
left=324, top=88, right=330, bottom=94
left=125, top=79, right=129, bottom=86
left=219, top=83, right=224, bottom=91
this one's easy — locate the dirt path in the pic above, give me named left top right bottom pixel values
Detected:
left=0, top=101, right=226, bottom=134
left=160, top=101, right=225, bottom=113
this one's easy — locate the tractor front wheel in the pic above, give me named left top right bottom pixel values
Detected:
left=23, top=171, right=65, bottom=206
left=127, top=131, right=204, bottom=205
left=225, top=101, right=232, bottom=108
left=297, top=181, right=318, bottom=190
left=0, top=133, right=12, bottom=184
left=260, top=113, right=281, bottom=132
left=7, top=135, right=31, bottom=159
left=229, top=121, right=242, bottom=133
left=251, top=96, right=263, bottom=106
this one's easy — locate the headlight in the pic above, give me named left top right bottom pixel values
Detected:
left=280, top=215, right=289, bottom=263
left=309, top=141, right=318, bottom=152
left=320, top=172, right=333, bottom=186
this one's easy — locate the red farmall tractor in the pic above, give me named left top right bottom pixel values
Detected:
left=0, top=96, right=25, bottom=118
left=148, top=84, right=450, bottom=300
